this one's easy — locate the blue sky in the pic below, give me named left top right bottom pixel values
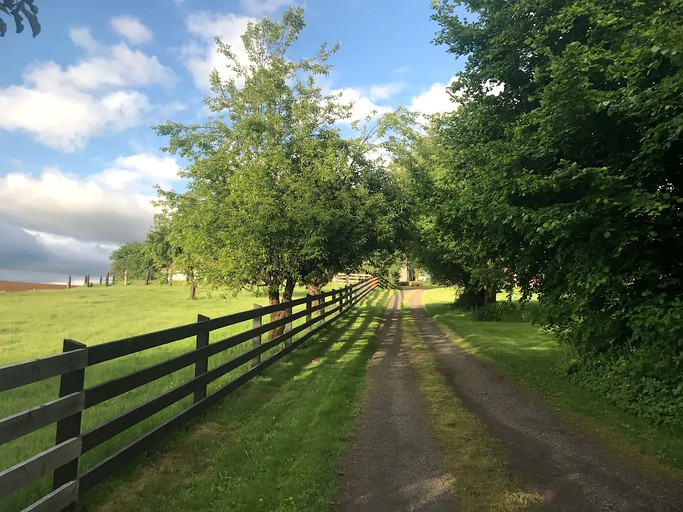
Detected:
left=0, top=0, right=466, bottom=284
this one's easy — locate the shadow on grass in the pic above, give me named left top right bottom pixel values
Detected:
left=75, top=290, right=390, bottom=512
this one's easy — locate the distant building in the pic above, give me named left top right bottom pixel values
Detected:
left=399, top=265, right=414, bottom=283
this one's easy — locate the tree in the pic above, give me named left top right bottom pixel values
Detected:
left=155, top=8, right=394, bottom=310
left=0, top=0, right=40, bottom=37
left=431, top=0, right=683, bottom=425
left=143, top=213, right=175, bottom=277
left=110, top=242, right=154, bottom=281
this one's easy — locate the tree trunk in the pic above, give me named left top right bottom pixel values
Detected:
left=269, top=276, right=294, bottom=340
left=484, top=285, right=497, bottom=304
left=305, top=274, right=329, bottom=308
left=282, top=275, right=295, bottom=302
left=189, top=280, right=196, bottom=300
left=267, top=283, right=282, bottom=341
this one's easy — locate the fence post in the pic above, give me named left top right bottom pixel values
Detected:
left=124, top=270, right=128, bottom=286
left=53, top=339, right=86, bottom=491
left=306, top=294, right=312, bottom=333
left=283, top=304, right=293, bottom=348
left=194, top=314, right=210, bottom=403
left=251, top=304, right=262, bottom=368
left=320, top=293, right=326, bottom=322
left=67, top=276, right=71, bottom=290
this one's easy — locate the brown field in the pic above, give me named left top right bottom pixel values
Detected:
left=0, top=280, right=71, bottom=292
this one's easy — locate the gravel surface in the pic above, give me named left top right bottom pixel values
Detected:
left=335, top=290, right=460, bottom=511
left=409, top=289, right=683, bottom=512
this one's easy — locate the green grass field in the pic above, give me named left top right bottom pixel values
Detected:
left=79, top=288, right=389, bottom=512
left=0, top=281, right=372, bottom=512
left=421, top=287, right=683, bottom=476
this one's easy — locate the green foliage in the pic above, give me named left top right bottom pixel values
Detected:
left=566, top=347, right=683, bottom=430
left=429, top=0, right=683, bottom=425
left=155, top=8, right=398, bottom=299
left=143, top=214, right=175, bottom=272
left=109, top=242, right=154, bottom=280
left=0, top=0, right=39, bottom=37
left=470, top=302, right=502, bottom=322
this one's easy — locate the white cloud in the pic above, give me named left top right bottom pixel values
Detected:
left=0, top=153, right=183, bottom=282
left=111, top=16, right=153, bottom=44
left=0, top=87, right=150, bottom=152
left=29, top=30, right=174, bottom=91
left=239, top=0, right=292, bottom=16
left=368, top=82, right=404, bottom=102
left=0, top=153, right=181, bottom=244
left=94, top=153, right=182, bottom=191
left=69, top=26, right=100, bottom=52
left=0, top=28, right=176, bottom=151
left=330, top=87, right=392, bottom=122
left=182, top=12, right=254, bottom=90
left=409, top=77, right=459, bottom=117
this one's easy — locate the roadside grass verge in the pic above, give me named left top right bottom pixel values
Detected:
left=74, top=289, right=389, bottom=512
left=422, top=287, right=683, bottom=476
left=400, top=295, right=542, bottom=512
left=0, top=282, right=353, bottom=512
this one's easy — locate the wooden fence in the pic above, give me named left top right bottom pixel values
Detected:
left=332, top=273, right=373, bottom=285
left=0, top=277, right=379, bottom=512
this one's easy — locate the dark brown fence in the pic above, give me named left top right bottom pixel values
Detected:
left=0, top=277, right=379, bottom=512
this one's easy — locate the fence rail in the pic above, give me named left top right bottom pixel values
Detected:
left=0, top=277, right=379, bottom=512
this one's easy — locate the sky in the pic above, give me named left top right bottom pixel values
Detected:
left=0, top=0, right=466, bottom=284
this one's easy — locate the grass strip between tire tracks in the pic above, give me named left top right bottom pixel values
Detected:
left=400, top=294, right=543, bottom=512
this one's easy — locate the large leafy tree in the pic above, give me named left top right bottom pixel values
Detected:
left=155, top=8, right=391, bottom=306
left=431, top=0, right=683, bottom=423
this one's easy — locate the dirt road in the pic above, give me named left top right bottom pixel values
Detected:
left=408, top=289, right=683, bottom=512
left=335, top=290, right=460, bottom=511
left=335, top=288, right=683, bottom=511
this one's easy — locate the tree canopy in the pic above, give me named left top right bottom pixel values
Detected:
left=411, top=0, right=682, bottom=426
left=155, top=7, right=399, bottom=304
left=109, top=241, right=154, bottom=281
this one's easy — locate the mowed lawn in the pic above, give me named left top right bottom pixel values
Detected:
left=0, top=282, right=305, bottom=364
left=421, top=288, right=683, bottom=475
left=0, top=282, right=383, bottom=512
